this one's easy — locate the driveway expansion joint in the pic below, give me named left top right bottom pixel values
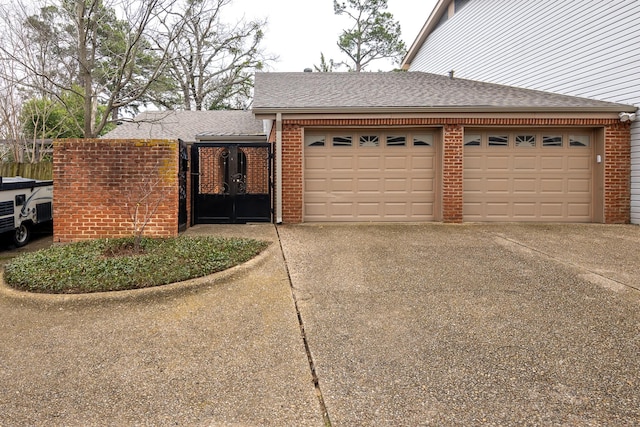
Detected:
left=492, top=233, right=640, bottom=294
left=275, top=225, right=332, bottom=427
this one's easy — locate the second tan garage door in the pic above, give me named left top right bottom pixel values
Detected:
left=304, top=131, right=437, bottom=222
left=464, top=131, right=594, bottom=222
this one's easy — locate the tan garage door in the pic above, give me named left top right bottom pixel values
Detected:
left=464, top=131, right=593, bottom=222
left=304, top=131, right=437, bottom=222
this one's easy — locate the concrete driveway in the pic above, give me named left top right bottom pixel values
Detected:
left=0, top=225, right=323, bottom=427
left=278, top=223, right=640, bottom=426
left=0, top=223, right=638, bottom=426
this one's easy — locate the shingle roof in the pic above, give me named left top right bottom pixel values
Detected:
left=103, top=110, right=265, bottom=142
left=253, top=72, right=636, bottom=113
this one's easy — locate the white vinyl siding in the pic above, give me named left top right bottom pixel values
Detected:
left=409, top=0, right=640, bottom=223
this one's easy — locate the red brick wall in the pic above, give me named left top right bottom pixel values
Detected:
left=282, top=124, right=303, bottom=222
left=442, top=124, right=464, bottom=222
left=604, top=122, right=631, bottom=223
left=276, top=117, right=630, bottom=224
left=53, top=139, right=179, bottom=242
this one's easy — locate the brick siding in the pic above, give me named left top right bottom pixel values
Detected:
left=442, top=124, right=464, bottom=223
left=281, top=124, right=303, bottom=222
left=53, top=139, right=179, bottom=243
left=604, top=122, right=631, bottom=223
left=276, top=117, right=630, bottom=224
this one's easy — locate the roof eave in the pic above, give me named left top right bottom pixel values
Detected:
left=196, top=133, right=267, bottom=142
left=253, top=105, right=635, bottom=116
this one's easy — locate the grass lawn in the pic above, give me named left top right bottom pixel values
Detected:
left=3, top=236, right=269, bottom=294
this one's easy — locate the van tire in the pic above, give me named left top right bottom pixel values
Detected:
left=13, top=223, right=30, bottom=247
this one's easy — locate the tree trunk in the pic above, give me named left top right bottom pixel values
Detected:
left=76, top=0, right=97, bottom=138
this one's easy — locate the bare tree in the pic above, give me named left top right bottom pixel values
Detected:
left=164, top=0, right=272, bottom=111
left=0, top=0, right=186, bottom=138
left=0, top=72, right=24, bottom=162
left=124, top=163, right=168, bottom=252
left=0, top=3, right=59, bottom=161
left=0, top=63, right=52, bottom=162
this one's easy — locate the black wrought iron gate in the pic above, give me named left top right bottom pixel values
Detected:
left=191, top=142, right=272, bottom=224
left=178, top=139, right=188, bottom=231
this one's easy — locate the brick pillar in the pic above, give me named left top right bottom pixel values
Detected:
left=442, top=124, right=464, bottom=223
left=281, top=124, right=303, bottom=223
left=604, top=122, right=631, bottom=223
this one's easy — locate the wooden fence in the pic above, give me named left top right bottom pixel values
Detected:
left=0, top=162, right=53, bottom=180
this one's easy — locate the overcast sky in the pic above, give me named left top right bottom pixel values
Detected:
left=227, top=0, right=439, bottom=72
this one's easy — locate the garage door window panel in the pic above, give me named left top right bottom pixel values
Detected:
left=305, top=135, right=325, bottom=147
left=543, top=135, right=563, bottom=147
left=488, top=135, right=509, bottom=147
left=360, top=135, right=380, bottom=147
left=333, top=136, right=353, bottom=147
left=515, top=135, right=536, bottom=147
left=386, top=135, right=407, bottom=147
left=414, top=134, right=433, bottom=146
left=464, top=134, right=481, bottom=147
left=569, top=135, right=590, bottom=147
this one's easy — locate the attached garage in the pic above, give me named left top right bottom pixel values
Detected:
left=463, top=130, right=598, bottom=222
left=303, top=130, right=437, bottom=222
left=252, top=72, right=634, bottom=224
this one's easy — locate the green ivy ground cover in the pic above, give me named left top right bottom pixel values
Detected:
left=4, top=236, right=269, bottom=294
